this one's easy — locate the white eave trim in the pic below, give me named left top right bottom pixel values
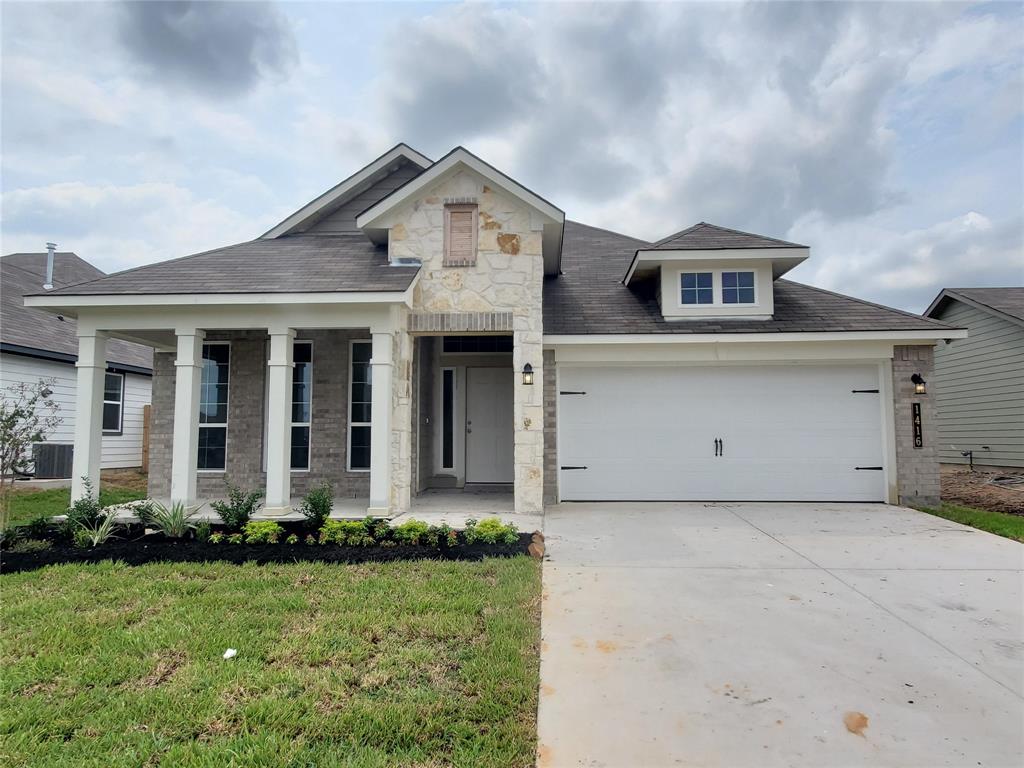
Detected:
left=261, top=144, right=432, bottom=239
left=544, top=329, right=968, bottom=345
left=355, top=147, right=565, bottom=229
left=25, top=287, right=417, bottom=309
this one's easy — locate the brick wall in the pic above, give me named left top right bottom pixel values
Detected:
left=147, top=329, right=371, bottom=501
left=543, top=348, right=558, bottom=505
left=892, top=344, right=940, bottom=507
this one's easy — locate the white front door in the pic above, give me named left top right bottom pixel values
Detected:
left=465, top=367, right=514, bottom=483
left=559, top=363, right=887, bottom=502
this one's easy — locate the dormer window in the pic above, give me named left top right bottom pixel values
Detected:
left=681, top=272, right=713, bottom=304
left=444, top=203, right=478, bottom=266
left=722, top=271, right=755, bottom=304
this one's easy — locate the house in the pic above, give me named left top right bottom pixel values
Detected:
left=24, top=144, right=965, bottom=512
left=2, top=248, right=153, bottom=476
left=924, top=287, right=1024, bottom=469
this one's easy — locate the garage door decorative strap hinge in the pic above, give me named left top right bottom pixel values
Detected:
left=851, top=389, right=880, bottom=393
left=854, top=466, right=884, bottom=471
left=560, top=390, right=587, bottom=395
left=561, top=465, right=588, bottom=470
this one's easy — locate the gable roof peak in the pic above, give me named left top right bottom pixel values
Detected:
left=649, top=222, right=807, bottom=251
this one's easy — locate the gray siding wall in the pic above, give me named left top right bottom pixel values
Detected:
left=892, top=344, right=940, bottom=507
left=932, top=301, right=1024, bottom=468
left=148, top=329, right=371, bottom=501
left=306, top=163, right=422, bottom=234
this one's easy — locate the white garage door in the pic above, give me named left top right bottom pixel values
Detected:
left=559, top=364, right=886, bottom=502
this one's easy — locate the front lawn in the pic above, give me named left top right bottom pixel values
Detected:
left=919, top=502, right=1024, bottom=542
left=2, top=486, right=147, bottom=529
left=0, top=557, right=541, bottom=766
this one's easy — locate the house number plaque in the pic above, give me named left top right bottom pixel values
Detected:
left=912, top=402, right=923, bottom=449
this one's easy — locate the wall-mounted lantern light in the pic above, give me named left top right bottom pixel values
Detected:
left=522, top=363, right=534, bottom=386
left=911, top=373, right=926, bottom=395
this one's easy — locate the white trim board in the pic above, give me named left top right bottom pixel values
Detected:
left=545, top=330, right=966, bottom=345
left=25, top=288, right=416, bottom=310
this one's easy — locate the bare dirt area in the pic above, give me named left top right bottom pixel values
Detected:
left=941, top=465, right=1024, bottom=516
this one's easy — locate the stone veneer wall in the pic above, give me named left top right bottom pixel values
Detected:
left=892, top=344, right=940, bottom=508
left=542, top=348, right=558, bottom=505
left=148, top=329, right=371, bottom=501
left=383, top=169, right=545, bottom=513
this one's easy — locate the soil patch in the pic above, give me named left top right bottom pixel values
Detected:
left=941, top=467, right=1024, bottom=516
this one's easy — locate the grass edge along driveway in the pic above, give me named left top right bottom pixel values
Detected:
left=1, top=556, right=541, bottom=767
left=918, top=502, right=1024, bottom=542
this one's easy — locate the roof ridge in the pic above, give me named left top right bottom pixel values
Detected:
left=650, top=222, right=705, bottom=248
left=778, top=278, right=959, bottom=329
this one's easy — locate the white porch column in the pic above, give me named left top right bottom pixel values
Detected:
left=367, top=331, right=393, bottom=515
left=170, top=330, right=205, bottom=506
left=71, top=332, right=107, bottom=501
left=264, top=329, right=296, bottom=514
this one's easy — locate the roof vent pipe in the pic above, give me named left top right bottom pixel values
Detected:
left=43, top=242, right=56, bottom=290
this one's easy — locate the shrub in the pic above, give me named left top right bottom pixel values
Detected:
left=8, top=538, right=52, bottom=553
left=64, top=478, right=103, bottom=531
left=464, top=517, right=518, bottom=545
left=209, top=532, right=225, bottom=545
left=243, top=520, right=284, bottom=544
left=195, top=520, right=212, bottom=543
left=210, top=484, right=263, bottom=531
left=141, top=501, right=199, bottom=539
left=73, top=512, right=121, bottom=548
left=319, top=519, right=374, bottom=546
left=304, top=534, right=317, bottom=546
left=392, top=519, right=430, bottom=546
left=23, top=515, right=51, bottom=539
left=436, top=523, right=458, bottom=547
left=298, top=483, right=333, bottom=530
left=371, top=519, right=391, bottom=541
left=286, top=533, right=299, bottom=545
left=227, top=533, right=244, bottom=545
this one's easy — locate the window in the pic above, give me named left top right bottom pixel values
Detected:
left=102, top=372, right=123, bottom=434
left=444, top=203, right=477, bottom=266
left=290, top=342, right=313, bottom=470
left=722, top=271, right=756, bottom=304
left=441, top=368, right=455, bottom=470
left=348, top=341, right=372, bottom=470
left=442, top=335, right=513, bottom=354
left=198, top=343, right=229, bottom=471
left=680, top=272, right=713, bottom=305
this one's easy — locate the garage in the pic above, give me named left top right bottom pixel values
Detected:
left=558, top=363, right=887, bottom=502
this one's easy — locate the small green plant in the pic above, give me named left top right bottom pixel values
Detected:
left=436, top=522, right=458, bottom=547
left=8, top=538, right=52, bottom=553
left=298, top=482, right=333, bottom=530
left=227, top=533, right=244, bottom=545
left=392, top=519, right=430, bottom=546
left=209, top=532, right=225, bottom=544
left=243, top=520, right=284, bottom=544
left=74, top=512, right=121, bottom=548
left=319, top=519, right=374, bottom=546
left=371, top=519, right=391, bottom=541
left=63, top=478, right=104, bottom=533
left=195, top=520, right=212, bottom=543
left=140, top=501, right=199, bottom=539
left=23, top=515, right=51, bottom=539
left=304, top=534, right=317, bottom=545
left=464, top=517, right=518, bottom=545
left=210, top=484, right=263, bottom=531
left=286, top=533, right=299, bottom=545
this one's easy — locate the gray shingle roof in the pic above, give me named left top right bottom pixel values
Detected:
left=648, top=222, right=806, bottom=250
left=33, top=235, right=419, bottom=296
left=930, top=287, right=1024, bottom=323
left=2, top=253, right=152, bottom=370
left=544, top=221, right=960, bottom=335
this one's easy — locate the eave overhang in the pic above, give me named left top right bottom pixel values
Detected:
left=623, top=247, right=810, bottom=286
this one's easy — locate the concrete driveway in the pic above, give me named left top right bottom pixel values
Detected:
left=537, top=503, right=1023, bottom=768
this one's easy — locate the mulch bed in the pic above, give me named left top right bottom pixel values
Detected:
left=1, top=526, right=535, bottom=574
left=941, top=467, right=1024, bottom=516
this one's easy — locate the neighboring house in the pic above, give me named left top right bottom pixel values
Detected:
left=924, top=287, right=1024, bottom=469
left=25, top=144, right=964, bottom=511
left=1, top=250, right=153, bottom=474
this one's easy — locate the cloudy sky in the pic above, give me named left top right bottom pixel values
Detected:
left=2, top=0, right=1021, bottom=312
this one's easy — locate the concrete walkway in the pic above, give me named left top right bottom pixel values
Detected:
left=537, top=502, right=1024, bottom=768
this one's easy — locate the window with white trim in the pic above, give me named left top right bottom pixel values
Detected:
left=680, top=272, right=714, bottom=305
left=722, top=271, right=756, bottom=304
left=444, top=203, right=477, bottom=266
left=290, top=341, right=313, bottom=470
left=102, top=372, right=123, bottom=434
left=348, top=341, right=372, bottom=470
left=198, top=343, right=229, bottom=471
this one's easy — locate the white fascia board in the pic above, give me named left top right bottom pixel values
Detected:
left=356, top=148, right=565, bottom=230
left=261, top=144, right=432, bottom=239
left=624, top=247, right=809, bottom=285
left=25, top=289, right=414, bottom=310
left=544, top=329, right=968, bottom=345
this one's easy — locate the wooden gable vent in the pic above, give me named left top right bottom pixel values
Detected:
left=444, top=203, right=478, bottom=266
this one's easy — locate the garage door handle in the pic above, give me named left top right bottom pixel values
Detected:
left=854, top=466, right=883, bottom=471
left=560, top=391, right=587, bottom=395
left=714, top=438, right=720, bottom=456
left=561, top=466, right=588, bottom=470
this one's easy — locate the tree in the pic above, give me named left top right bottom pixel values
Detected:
left=0, top=379, right=62, bottom=528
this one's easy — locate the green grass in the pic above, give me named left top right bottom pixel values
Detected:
left=0, top=557, right=541, bottom=767
left=920, top=502, right=1024, bottom=542
left=3, top=487, right=147, bottom=529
